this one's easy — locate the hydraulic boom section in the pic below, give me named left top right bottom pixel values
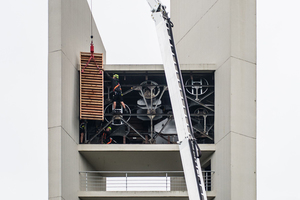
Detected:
left=146, top=1, right=207, bottom=200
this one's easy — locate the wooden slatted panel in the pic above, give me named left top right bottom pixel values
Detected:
left=80, top=52, right=104, bottom=120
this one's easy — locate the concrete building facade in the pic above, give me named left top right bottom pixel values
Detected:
left=171, top=1, right=256, bottom=199
left=48, top=1, right=105, bottom=200
left=48, top=0, right=256, bottom=200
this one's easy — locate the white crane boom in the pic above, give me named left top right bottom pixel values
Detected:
left=146, top=1, right=208, bottom=200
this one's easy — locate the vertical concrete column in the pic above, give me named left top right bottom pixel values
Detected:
left=227, top=1, right=256, bottom=199
left=48, top=0, right=63, bottom=198
left=171, top=0, right=256, bottom=199
left=48, top=0, right=105, bottom=199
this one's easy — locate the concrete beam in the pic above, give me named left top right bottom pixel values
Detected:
left=104, top=64, right=216, bottom=71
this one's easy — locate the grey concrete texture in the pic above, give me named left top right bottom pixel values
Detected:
left=48, top=127, right=62, bottom=197
left=78, top=191, right=189, bottom=199
left=215, top=58, right=256, bottom=140
left=48, top=0, right=105, bottom=65
left=171, top=0, right=257, bottom=200
left=104, top=63, right=216, bottom=72
left=48, top=0, right=105, bottom=199
left=171, top=0, right=256, bottom=66
left=78, top=144, right=215, bottom=171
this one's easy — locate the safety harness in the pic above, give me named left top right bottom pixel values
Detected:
left=113, top=83, right=121, bottom=92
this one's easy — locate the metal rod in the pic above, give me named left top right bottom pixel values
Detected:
left=151, top=117, right=154, bottom=143
left=154, top=86, right=167, bottom=110
left=79, top=171, right=186, bottom=174
left=88, top=118, right=114, bottom=143
left=121, top=118, right=146, bottom=140
left=139, top=87, right=150, bottom=110
left=126, top=173, right=128, bottom=191
left=153, top=116, right=176, bottom=144
left=206, top=124, right=214, bottom=134
left=187, top=95, right=214, bottom=112
left=203, top=115, right=207, bottom=133
left=107, top=86, right=111, bottom=101
left=166, top=172, right=168, bottom=191
left=193, top=127, right=213, bottom=141
left=86, top=173, right=88, bottom=191
left=79, top=171, right=213, bottom=192
left=198, top=91, right=214, bottom=103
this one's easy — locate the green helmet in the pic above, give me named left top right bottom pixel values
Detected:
left=113, top=74, right=119, bottom=79
left=107, top=126, right=112, bottom=131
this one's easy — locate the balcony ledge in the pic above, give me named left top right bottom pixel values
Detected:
left=78, top=191, right=188, bottom=197
left=78, top=144, right=215, bottom=152
left=78, top=191, right=216, bottom=199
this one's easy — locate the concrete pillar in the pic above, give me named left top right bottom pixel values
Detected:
left=171, top=0, right=256, bottom=199
left=48, top=0, right=105, bottom=199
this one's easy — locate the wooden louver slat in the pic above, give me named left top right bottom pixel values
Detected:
left=80, top=52, right=104, bottom=120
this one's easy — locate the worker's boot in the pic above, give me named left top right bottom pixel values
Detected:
left=107, top=138, right=112, bottom=144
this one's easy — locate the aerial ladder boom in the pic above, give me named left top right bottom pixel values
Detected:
left=146, top=1, right=207, bottom=200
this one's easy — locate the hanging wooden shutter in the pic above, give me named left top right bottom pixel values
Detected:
left=80, top=52, right=104, bottom=120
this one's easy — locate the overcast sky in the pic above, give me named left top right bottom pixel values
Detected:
left=0, top=0, right=300, bottom=199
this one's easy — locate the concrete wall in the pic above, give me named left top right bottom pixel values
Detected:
left=48, top=0, right=105, bottom=199
left=171, top=0, right=256, bottom=200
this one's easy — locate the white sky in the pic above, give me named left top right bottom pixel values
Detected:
left=90, top=0, right=170, bottom=64
left=0, top=0, right=300, bottom=199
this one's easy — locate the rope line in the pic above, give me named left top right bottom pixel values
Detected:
left=90, top=0, right=93, bottom=37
